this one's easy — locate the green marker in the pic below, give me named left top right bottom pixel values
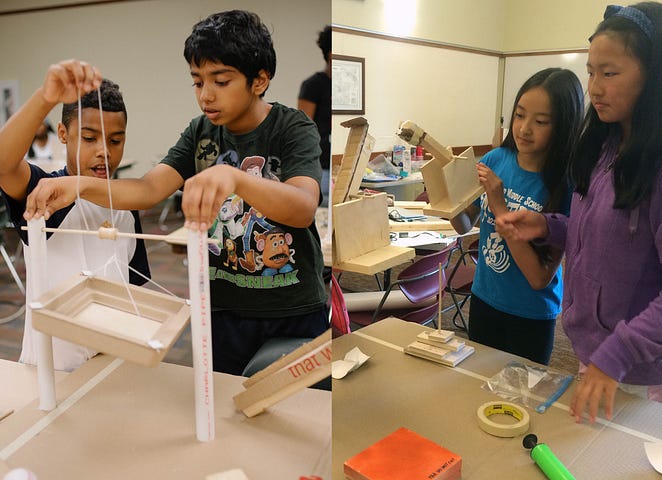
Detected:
left=523, top=434, right=575, bottom=480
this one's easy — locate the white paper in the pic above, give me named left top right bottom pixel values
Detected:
left=644, top=442, right=662, bottom=474
left=331, top=347, right=371, bottom=379
left=206, top=469, right=250, bottom=480
left=526, top=366, right=544, bottom=390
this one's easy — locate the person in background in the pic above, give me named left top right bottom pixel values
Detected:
left=0, top=60, right=150, bottom=371
left=24, top=11, right=328, bottom=376
left=25, top=120, right=66, bottom=167
left=497, top=2, right=662, bottom=422
left=450, top=68, right=583, bottom=365
left=298, top=25, right=331, bottom=206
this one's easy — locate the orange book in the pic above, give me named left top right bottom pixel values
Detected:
left=344, top=427, right=462, bottom=480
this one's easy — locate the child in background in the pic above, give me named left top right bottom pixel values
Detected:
left=0, top=60, right=150, bottom=371
left=450, top=68, right=583, bottom=365
left=497, top=2, right=662, bottom=422
left=24, top=11, right=328, bottom=376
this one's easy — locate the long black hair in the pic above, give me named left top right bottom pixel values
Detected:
left=571, top=2, right=662, bottom=209
left=502, top=67, right=584, bottom=213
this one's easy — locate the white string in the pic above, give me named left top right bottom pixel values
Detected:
left=97, top=88, right=116, bottom=227
left=69, top=86, right=180, bottom=319
left=89, top=253, right=179, bottom=299
left=74, top=92, right=91, bottom=263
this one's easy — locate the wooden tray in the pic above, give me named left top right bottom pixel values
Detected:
left=31, top=274, right=190, bottom=367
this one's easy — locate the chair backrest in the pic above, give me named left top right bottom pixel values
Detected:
left=397, top=246, right=452, bottom=304
left=398, top=246, right=453, bottom=282
left=331, top=274, right=351, bottom=337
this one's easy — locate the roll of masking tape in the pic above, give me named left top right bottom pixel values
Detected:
left=477, top=401, right=530, bottom=437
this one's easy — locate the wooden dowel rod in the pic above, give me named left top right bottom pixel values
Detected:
left=21, top=226, right=221, bottom=246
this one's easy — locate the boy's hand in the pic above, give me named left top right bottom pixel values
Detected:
left=495, top=209, right=548, bottom=242
left=41, top=59, right=102, bottom=105
left=476, top=163, right=507, bottom=216
left=570, top=363, right=618, bottom=423
left=24, top=176, right=79, bottom=221
left=182, top=165, right=236, bottom=231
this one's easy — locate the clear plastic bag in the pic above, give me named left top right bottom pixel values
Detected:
left=482, top=361, right=574, bottom=413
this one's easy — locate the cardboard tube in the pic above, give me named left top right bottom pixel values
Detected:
left=343, top=290, right=435, bottom=312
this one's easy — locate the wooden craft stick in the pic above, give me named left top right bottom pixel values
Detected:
left=438, top=263, right=443, bottom=333
left=21, top=226, right=221, bottom=246
left=27, top=218, right=56, bottom=411
left=187, top=229, right=215, bottom=442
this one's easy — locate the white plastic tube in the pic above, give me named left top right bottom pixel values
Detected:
left=186, top=228, right=215, bottom=442
left=27, top=218, right=56, bottom=411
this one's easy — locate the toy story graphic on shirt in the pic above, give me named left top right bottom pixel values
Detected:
left=203, top=151, right=298, bottom=289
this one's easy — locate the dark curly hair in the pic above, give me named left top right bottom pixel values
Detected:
left=184, top=10, right=276, bottom=97
left=61, top=78, right=127, bottom=128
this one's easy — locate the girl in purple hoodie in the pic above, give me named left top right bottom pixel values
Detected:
left=497, top=2, right=662, bottom=423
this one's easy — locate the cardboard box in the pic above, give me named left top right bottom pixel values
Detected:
left=344, top=427, right=462, bottom=480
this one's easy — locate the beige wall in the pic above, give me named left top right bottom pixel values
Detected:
left=0, top=0, right=330, bottom=176
left=333, top=0, right=506, bottom=52
left=333, top=0, right=612, bottom=52
left=331, top=0, right=614, bottom=155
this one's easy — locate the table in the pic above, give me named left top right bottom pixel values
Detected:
left=333, top=317, right=662, bottom=479
left=0, top=360, right=68, bottom=419
left=361, top=172, right=425, bottom=201
left=0, top=355, right=331, bottom=479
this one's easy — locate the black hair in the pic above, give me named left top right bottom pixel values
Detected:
left=61, top=78, right=127, bottom=128
left=318, top=25, right=331, bottom=61
left=502, top=67, right=584, bottom=213
left=27, top=120, right=55, bottom=159
left=183, top=10, right=276, bottom=97
left=571, top=2, right=662, bottom=209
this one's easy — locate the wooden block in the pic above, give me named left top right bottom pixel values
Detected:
left=332, top=193, right=390, bottom=264
left=31, top=273, right=190, bottom=368
left=234, top=329, right=332, bottom=417
left=417, top=330, right=454, bottom=344
left=396, top=120, right=454, bottom=166
left=442, top=147, right=479, bottom=205
left=393, top=200, right=428, bottom=210
left=332, top=117, right=373, bottom=205
left=420, top=147, right=484, bottom=219
left=347, top=133, right=375, bottom=200
left=404, top=341, right=475, bottom=367
left=334, top=245, right=414, bottom=276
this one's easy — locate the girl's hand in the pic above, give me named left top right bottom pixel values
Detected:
left=570, top=363, right=618, bottom=423
left=40, top=59, right=102, bottom=105
left=476, top=163, right=507, bottom=216
left=495, top=210, right=548, bottom=242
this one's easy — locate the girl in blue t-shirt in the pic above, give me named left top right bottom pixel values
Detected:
left=450, top=68, right=583, bottom=364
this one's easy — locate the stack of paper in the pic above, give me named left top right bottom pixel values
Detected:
left=404, top=330, right=475, bottom=367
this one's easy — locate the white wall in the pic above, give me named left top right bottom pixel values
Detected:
left=0, top=0, right=330, bottom=176
left=331, top=0, right=614, bottom=156
left=332, top=31, right=500, bottom=154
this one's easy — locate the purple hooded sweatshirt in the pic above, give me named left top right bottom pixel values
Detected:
left=545, top=136, right=662, bottom=385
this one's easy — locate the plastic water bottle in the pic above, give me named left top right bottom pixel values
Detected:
left=402, top=147, right=412, bottom=175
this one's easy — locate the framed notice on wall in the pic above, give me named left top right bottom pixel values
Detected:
left=0, top=80, right=18, bottom=127
left=332, top=55, right=365, bottom=115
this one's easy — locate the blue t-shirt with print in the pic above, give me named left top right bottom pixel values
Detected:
left=471, top=147, right=565, bottom=320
